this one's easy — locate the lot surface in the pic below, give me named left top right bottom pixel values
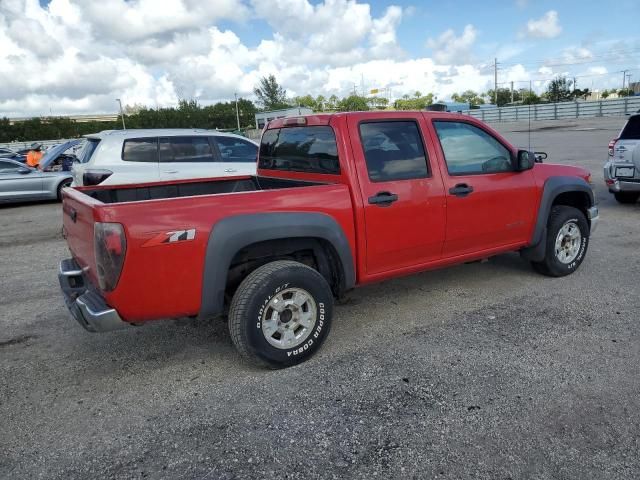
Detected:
left=1, top=117, right=639, bottom=479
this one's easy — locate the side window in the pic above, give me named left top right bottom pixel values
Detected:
left=215, top=137, right=258, bottom=163
left=159, top=136, right=216, bottom=163
left=122, top=138, right=158, bottom=162
left=359, top=121, right=429, bottom=182
left=434, top=121, right=513, bottom=175
left=78, top=139, right=100, bottom=164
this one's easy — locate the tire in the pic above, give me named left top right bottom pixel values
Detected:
left=531, top=206, right=590, bottom=277
left=613, top=192, right=639, bottom=204
left=228, top=260, right=334, bottom=368
left=57, top=179, right=72, bottom=201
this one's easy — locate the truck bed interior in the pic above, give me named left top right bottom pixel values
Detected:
left=81, top=176, right=326, bottom=204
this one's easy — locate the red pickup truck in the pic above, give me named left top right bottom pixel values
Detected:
left=59, top=112, right=598, bottom=367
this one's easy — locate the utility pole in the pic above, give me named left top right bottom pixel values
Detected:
left=115, top=98, right=126, bottom=130
left=625, top=73, right=632, bottom=95
left=622, top=70, right=629, bottom=90
left=510, top=81, right=514, bottom=104
left=234, top=93, right=240, bottom=130
left=494, top=58, right=498, bottom=105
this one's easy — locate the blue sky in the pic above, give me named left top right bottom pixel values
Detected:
left=4, top=0, right=640, bottom=116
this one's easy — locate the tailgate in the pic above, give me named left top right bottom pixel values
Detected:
left=61, top=188, right=101, bottom=287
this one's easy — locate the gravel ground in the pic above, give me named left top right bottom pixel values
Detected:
left=1, top=117, right=639, bottom=479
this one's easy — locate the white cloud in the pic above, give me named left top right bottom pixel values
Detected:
left=0, top=0, right=620, bottom=118
left=426, top=25, right=477, bottom=65
left=523, top=10, right=562, bottom=39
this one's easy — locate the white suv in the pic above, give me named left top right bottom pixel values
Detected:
left=604, top=114, right=640, bottom=204
left=72, top=129, right=258, bottom=186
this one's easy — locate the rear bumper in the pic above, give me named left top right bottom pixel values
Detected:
left=604, top=161, right=640, bottom=193
left=58, top=258, right=130, bottom=332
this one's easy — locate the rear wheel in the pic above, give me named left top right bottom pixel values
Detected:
left=228, top=260, right=334, bottom=368
left=531, top=206, right=589, bottom=277
left=613, top=192, right=639, bottom=204
left=57, top=179, right=72, bottom=201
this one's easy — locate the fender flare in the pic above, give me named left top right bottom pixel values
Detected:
left=521, top=176, right=594, bottom=261
left=199, top=212, right=356, bottom=319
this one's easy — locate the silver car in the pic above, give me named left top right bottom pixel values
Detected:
left=0, top=141, right=79, bottom=204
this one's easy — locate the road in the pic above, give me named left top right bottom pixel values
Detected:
left=1, top=117, right=638, bottom=479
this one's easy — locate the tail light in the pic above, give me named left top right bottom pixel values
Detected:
left=94, top=222, right=126, bottom=292
left=83, top=169, right=112, bottom=186
left=608, top=139, right=616, bottom=157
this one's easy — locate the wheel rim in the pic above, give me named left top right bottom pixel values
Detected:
left=554, top=220, right=582, bottom=264
left=261, top=287, right=317, bottom=350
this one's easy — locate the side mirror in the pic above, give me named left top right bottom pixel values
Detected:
left=516, top=150, right=534, bottom=171
left=18, top=167, right=31, bottom=174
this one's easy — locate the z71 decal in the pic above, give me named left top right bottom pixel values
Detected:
left=142, top=229, right=196, bottom=247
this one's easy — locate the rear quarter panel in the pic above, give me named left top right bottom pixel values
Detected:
left=101, top=183, right=356, bottom=322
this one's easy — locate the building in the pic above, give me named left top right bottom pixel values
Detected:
left=254, top=107, right=313, bottom=129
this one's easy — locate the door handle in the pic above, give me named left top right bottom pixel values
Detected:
left=163, top=170, right=178, bottom=174
left=368, top=191, right=398, bottom=206
left=224, top=168, right=237, bottom=173
left=449, top=183, right=474, bottom=197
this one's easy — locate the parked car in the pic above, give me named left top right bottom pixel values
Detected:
left=0, top=157, right=73, bottom=204
left=72, top=129, right=259, bottom=186
left=0, top=147, right=27, bottom=163
left=604, top=113, right=640, bottom=203
left=58, top=111, right=598, bottom=368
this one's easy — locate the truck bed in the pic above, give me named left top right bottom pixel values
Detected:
left=62, top=175, right=357, bottom=322
left=80, top=176, right=321, bottom=204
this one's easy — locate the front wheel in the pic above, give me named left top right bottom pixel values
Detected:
left=613, top=192, right=639, bottom=204
left=531, top=206, right=590, bottom=277
left=228, top=260, right=334, bottom=368
left=57, top=179, right=72, bottom=201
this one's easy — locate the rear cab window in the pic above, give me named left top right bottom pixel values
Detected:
left=258, top=126, right=340, bottom=174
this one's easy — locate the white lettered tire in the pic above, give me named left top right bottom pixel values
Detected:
left=228, top=260, right=334, bottom=368
left=531, top=205, right=589, bottom=277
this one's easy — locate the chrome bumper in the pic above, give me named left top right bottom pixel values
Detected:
left=604, top=161, right=640, bottom=193
left=587, top=206, right=599, bottom=234
left=58, top=258, right=130, bottom=333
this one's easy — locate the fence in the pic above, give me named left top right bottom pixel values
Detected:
left=461, top=96, right=640, bottom=123
left=0, top=138, right=84, bottom=152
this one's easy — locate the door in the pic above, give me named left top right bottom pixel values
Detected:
left=159, top=136, right=220, bottom=181
left=431, top=119, right=537, bottom=257
left=212, top=136, right=258, bottom=176
left=0, top=160, right=43, bottom=201
left=347, top=115, right=447, bottom=275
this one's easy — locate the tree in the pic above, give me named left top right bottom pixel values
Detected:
left=336, top=95, right=370, bottom=112
left=393, top=92, right=434, bottom=110
left=451, top=90, right=485, bottom=106
left=518, top=88, right=540, bottom=105
left=253, top=75, right=290, bottom=110
left=484, top=88, right=517, bottom=107
left=546, top=76, right=574, bottom=103
left=617, top=88, right=633, bottom=97
left=367, top=96, right=389, bottom=109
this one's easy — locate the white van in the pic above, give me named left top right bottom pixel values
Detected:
left=72, top=129, right=258, bottom=186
